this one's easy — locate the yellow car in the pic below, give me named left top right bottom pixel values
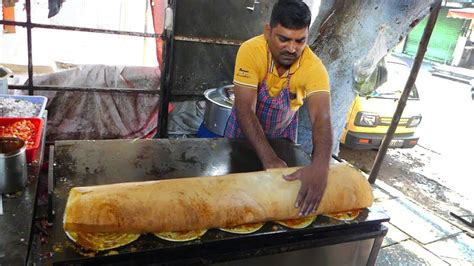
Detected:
left=340, top=56, right=422, bottom=149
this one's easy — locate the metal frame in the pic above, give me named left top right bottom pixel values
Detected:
left=0, top=1, right=163, bottom=94
left=173, top=35, right=243, bottom=46
left=158, top=0, right=176, bottom=138
left=157, top=0, right=277, bottom=137
left=367, top=224, right=388, bottom=266
left=0, top=0, right=165, bottom=132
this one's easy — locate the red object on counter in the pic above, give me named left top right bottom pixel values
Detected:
left=0, top=117, right=44, bottom=163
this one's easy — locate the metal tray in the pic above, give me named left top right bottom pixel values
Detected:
left=0, top=94, right=48, bottom=118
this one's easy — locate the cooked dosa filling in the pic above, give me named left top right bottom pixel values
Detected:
left=276, top=215, right=316, bottom=229
left=154, top=229, right=207, bottom=242
left=324, top=209, right=361, bottom=221
left=220, top=222, right=264, bottom=234
left=65, top=231, right=140, bottom=251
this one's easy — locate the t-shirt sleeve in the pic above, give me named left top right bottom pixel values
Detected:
left=305, top=60, right=330, bottom=96
left=233, top=43, right=259, bottom=90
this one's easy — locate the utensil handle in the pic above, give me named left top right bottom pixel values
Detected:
left=217, top=85, right=234, bottom=103
left=47, top=145, right=55, bottom=223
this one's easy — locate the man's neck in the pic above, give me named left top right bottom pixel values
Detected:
left=276, top=63, right=289, bottom=77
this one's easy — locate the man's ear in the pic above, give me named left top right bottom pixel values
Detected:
left=264, top=24, right=271, bottom=41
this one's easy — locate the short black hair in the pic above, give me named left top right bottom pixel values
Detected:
left=270, top=0, right=311, bottom=29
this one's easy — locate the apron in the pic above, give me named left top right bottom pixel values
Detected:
left=224, top=74, right=298, bottom=143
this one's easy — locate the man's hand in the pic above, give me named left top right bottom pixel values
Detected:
left=262, top=155, right=287, bottom=170
left=283, top=164, right=328, bottom=216
left=285, top=92, right=332, bottom=216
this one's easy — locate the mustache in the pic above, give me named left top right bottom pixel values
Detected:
left=280, top=52, right=296, bottom=57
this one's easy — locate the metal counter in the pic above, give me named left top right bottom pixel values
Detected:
left=0, top=118, right=47, bottom=265
left=30, top=138, right=389, bottom=265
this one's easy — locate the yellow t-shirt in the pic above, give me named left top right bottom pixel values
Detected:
left=233, top=35, right=330, bottom=111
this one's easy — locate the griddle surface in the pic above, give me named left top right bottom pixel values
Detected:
left=36, top=138, right=389, bottom=264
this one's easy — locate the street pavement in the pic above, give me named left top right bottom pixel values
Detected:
left=373, top=55, right=474, bottom=265
left=372, top=180, right=473, bottom=265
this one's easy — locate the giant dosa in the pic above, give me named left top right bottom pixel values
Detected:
left=63, top=163, right=373, bottom=233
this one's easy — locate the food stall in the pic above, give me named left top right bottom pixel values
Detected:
left=0, top=1, right=395, bottom=264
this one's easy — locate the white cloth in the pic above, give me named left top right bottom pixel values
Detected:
left=15, top=65, right=160, bottom=140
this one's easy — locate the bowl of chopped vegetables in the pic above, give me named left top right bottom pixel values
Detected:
left=0, top=118, right=44, bottom=163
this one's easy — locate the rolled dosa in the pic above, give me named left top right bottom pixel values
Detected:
left=64, top=163, right=373, bottom=233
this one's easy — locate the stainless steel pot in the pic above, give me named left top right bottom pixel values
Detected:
left=0, top=66, right=13, bottom=95
left=0, top=137, right=28, bottom=193
left=203, top=85, right=234, bottom=136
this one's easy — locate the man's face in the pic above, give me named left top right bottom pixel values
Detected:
left=265, top=24, right=308, bottom=68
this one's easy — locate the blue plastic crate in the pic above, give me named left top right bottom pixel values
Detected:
left=0, top=94, right=48, bottom=118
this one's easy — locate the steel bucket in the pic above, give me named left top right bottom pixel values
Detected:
left=0, top=137, right=28, bottom=194
left=0, top=66, right=13, bottom=94
left=203, top=85, right=234, bottom=136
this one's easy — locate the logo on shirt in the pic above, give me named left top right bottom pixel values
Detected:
left=237, top=68, right=250, bottom=78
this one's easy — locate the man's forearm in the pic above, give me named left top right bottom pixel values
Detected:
left=236, top=108, right=277, bottom=163
left=311, top=115, right=333, bottom=169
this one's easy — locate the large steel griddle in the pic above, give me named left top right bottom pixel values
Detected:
left=30, top=138, right=389, bottom=265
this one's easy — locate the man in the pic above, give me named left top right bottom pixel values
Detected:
left=224, top=0, right=333, bottom=216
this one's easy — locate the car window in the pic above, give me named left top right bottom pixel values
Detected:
left=369, top=60, right=419, bottom=100
left=355, top=65, right=379, bottom=97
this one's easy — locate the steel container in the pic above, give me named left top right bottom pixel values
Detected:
left=203, top=85, right=234, bottom=136
left=0, top=137, right=28, bottom=193
left=0, top=66, right=13, bottom=94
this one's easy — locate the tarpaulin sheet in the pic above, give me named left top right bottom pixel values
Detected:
left=167, top=100, right=205, bottom=137
left=14, top=65, right=160, bottom=141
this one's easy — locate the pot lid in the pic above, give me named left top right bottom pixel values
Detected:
left=0, top=66, right=12, bottom=79
left=204, top=85, right=234, bottom=109
left=0, top=137, right=26, bottom=158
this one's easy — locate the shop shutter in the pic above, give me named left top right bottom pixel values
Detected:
left=404, top=8, right=466, bottom=64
